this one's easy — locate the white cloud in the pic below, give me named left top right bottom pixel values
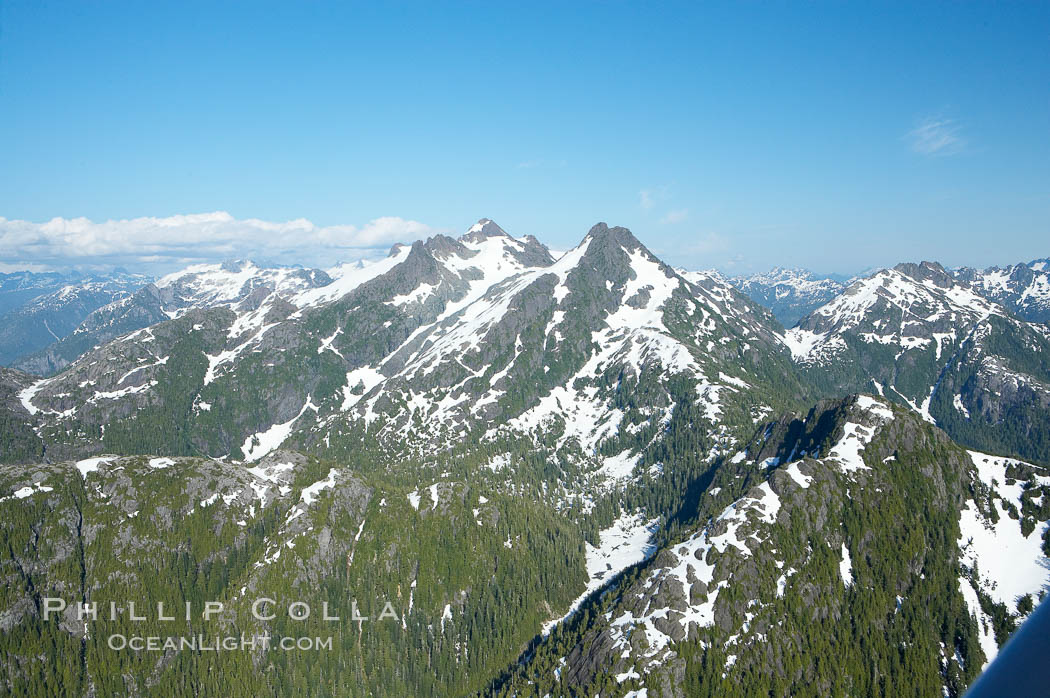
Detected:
left=659, top=209, right=688, bottom=224
left=639, top=189, right=656, bottom=209
left=0, top=212, right=437, bottom=271
left=906, top=116, right=965, bottom=156
left=0, top=261, right=52, bottom=273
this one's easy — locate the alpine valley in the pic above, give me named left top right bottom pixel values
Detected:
left=1, top=219, right=1048, bottom=697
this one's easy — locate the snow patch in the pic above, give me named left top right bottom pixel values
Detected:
left=781, top=460, right=813, bottom=488
left=957, top=498, right=1049, bottom=608
left=826, top=396, right=894, bottom=473
left=1, top=482, right=54, bottom=501
left=407, top=491, right=421, bottom=510
left=781, top=328, right=827, bottom=361
left=242, top=397, right=318, bottom=462
left=542, top=512, right=658, bottom=635
left=75, top=456, right=115, bottom=479
left=839, top=543, right=854, bottom=586
left=599, top=449, right=641, bottom=481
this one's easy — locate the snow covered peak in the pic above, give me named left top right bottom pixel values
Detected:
left=23, top=275, right=147, bottom=310
left=257, top=223, right=557, bottom=317
left=155, top=260, right=331, bottom=314
left=469, top=217, right=497, bottom=233
left=732, top=266, right=848, bottom=290
left=741, top=267, right=818, bottom=286
left=782, top=263, right=1006, bottom=364
left=568, top=223, right=683, bottom=291
left=953, top=257, right=1050, bottom=323
left=314, top=221, right=793, bottom=458
left=891, top=260, right=954, bottom=287
left=381, top=229, right=554, bottom=312
left=729, top=267, right=847, bottom=327
left=730, top=266, right=852, bottom=327
left=154, top=260, right=252, bottom=290
left=808, top=265, right=1000, bottom=332
left=460, top=218, right=510, bottom=242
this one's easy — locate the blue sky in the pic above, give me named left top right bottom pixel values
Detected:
left=1, top=1, right=1047, bottom=275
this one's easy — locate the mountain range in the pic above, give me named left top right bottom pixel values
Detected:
left=726, top=267, right=848, bottom=327
left=0, top=271, right=149, bottom=369
left=0, top=219, right=1047, bottom=697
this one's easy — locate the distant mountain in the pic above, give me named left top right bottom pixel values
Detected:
left=954, top=258, right=1050, bottom=323
left=0, top=270, right=78, bottom=316
left=154, top=259, right=334, bottom=312
left=784, top=261, right=1050, bottom=465
left=724, top=267, right=847, bottom=327
left=9, top=261, right=331, bottom=376
left=0, top=273, right=149, bottom=367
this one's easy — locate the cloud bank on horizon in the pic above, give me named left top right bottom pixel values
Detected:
left=0, top=212, right=436, bottom=273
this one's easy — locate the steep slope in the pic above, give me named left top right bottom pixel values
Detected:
left=0, top=367, right=44, bottom=463
left=0, top=274, right=149, bottom=367
left=954, top=258, right=1050, bottom=323
left=501, top=396, right=1050, bottom=697
left=783, top=262, right=1050, bottom=465
left=726, top=267, right=847, bottom=327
